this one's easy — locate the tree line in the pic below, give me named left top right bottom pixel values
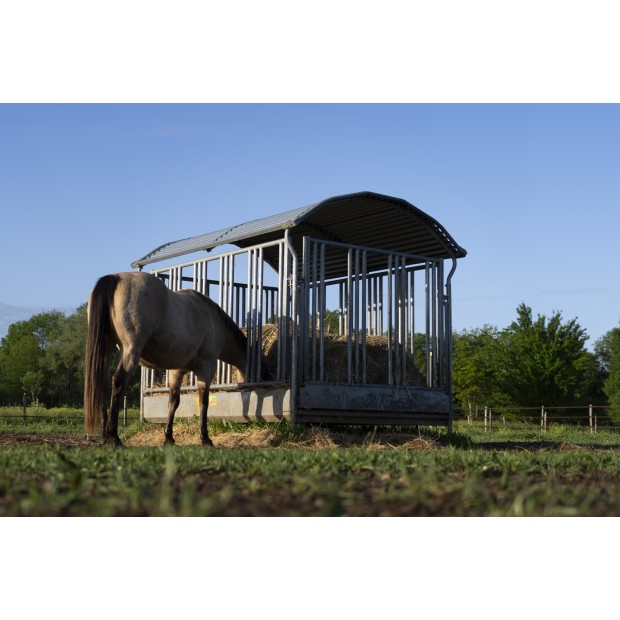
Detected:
left=453, top=303, right=619, bottom=420
left=0, top=304, right=140, bottom=407
left=0, top=301, right=619, bottom=415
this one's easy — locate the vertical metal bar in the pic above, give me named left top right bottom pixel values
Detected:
left=347, top=247, right=353, bottom=383
left=216, top=257, right=224, bottom=384
left=394, top=255, right=401, bottom=385
left=361, top=249, right=367, bottom=384
left=445, top=256, right=457, bottom=432
left=277, top=241, right=284, bottom=381
left=246, top=250, right=253, bottom=381
left=256, top=247, right=264, bottom=381
left=140, top=367, right=145, bottom=423
left=339, top=281, right=344, bottom=336
left=229, top=255, right=235, bottom=315
left=401, top=259, right=408, bottom=384
left=435, top=260, right=444, bottom=389
left=368, top=276, right=374, bottom=335
left=432, top=261, right=438, bottom=387
left=319, top=242, right=326, bottom=382
left=409, top=269, right=415, bottom=356
left=227, top=255, right=233, bottom=383
left=283, top=229, right=298, bottom=425
left=234, top=285, right=240, bottom=325
left=241, top=286, right=246, bottom=328
left=374, top=276, right=379, bottom=336
left=253, top=249, right=260, bottom=382
left=311, top=241, right=318, bottom=381
left=283, top=239, right=290, bottom=382
left=387, top=254, right=393, bottom=385
left=378, top=276, right=383, bottom=339
left=301, top=237, right=310, bottom=382
left=354, top=248, right=360, bottom=383
left=425, top=261, right=431, bottom=387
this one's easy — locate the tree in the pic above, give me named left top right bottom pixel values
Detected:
left=0, top=322, right=43, bottom=402
left=452, top=325, right=506, bottom=421
left=0, top=310, right=69, bottom=404
left=45, top=304, right=88, bottom=405
left=596, top=326, right=620, bottom=407
left=22, top=370, right=44, bottom=405
left=495, top=303, right=599, bottom=407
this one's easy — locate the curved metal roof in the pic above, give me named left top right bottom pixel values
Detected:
left=131, top=191, right=467, bottom=270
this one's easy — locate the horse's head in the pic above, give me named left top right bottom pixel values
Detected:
left=260, top=363, right=273, bottom=382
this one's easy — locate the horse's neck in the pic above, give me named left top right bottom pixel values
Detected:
left=219, top=327, right=247, bottom=377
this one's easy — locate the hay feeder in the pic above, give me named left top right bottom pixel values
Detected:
left=131, top=191, right=467, bottom=430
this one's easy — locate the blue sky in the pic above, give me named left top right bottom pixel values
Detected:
left=1, top=103, right=618, bottom=345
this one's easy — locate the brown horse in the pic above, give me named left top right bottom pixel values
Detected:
left=84, top=271, right=264, bottom=447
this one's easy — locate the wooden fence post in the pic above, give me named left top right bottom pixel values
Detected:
left=589, top=404, right=593, bottom=434
left=123, top=396, right=128, bottom=427
left=541, top=405, right=547, bottom=432
left=489, top=408, right=493, bottom=431
left=484, top=406, right=488, bottom=432
left=22, top=392, right=27, bottom=426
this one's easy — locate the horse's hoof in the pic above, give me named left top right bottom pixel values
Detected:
left=201, top=438, right=214, bottom=448
left=164, top=437, right=176, bottom=447
left=103, top=436, right=124, bottom=448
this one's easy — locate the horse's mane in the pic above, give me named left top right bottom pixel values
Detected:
left=192, top=291, right=248, bottom=351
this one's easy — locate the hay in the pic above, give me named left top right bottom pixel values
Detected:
left=125, top=425, right=441, bottom=450
left=234, top=324, right=425, bottom=386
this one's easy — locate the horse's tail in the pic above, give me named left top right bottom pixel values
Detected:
left=84, top=274, right=120, bottom=435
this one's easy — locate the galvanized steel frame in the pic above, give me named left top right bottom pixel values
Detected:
left=139, top=231, right=456, bottom=427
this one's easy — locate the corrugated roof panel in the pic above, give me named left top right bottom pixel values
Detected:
left=131, top=191, right=466, bottom=271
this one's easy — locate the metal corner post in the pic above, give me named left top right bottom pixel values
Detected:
left=284, top=228, right=299, bottom=425
left=445, top=256, right=458, bottom=434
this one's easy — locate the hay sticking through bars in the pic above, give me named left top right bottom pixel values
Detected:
left=233, top=324, right=426, bottom=386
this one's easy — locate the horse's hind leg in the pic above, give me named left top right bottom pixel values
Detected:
left=105, top=350, right=139, bottom=447
left=164, top=369, right=185, bottom=446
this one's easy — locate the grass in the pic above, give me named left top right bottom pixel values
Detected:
left=0, top=409, right=619, bottom=516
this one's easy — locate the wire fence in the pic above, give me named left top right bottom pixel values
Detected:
left=0, top=396, right=140, bottom=428
left=455, top=404, right=620, bottom=433
left=3, top=399, right=620, bottom=436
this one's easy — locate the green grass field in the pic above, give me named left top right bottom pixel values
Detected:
left=1, top=407, right=618, bottom=516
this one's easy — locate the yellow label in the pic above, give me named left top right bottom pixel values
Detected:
left=196, top=395, right=217, bottom=408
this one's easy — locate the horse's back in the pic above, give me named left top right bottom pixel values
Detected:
left=108, top=272, right=171, bottom=338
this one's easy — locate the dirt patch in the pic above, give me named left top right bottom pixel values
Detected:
left=0, top=432, right=103, bottom=448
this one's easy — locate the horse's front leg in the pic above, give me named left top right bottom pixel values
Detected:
left=198, top=381, right=213, bottom=448
left=196, top=360, right=217, bottom=447
left=164, top=369, right=186, bottom=446
left=197, top=380, right=214, bottom=447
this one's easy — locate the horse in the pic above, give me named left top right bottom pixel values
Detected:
left=84, top=271, right=269, bottom=447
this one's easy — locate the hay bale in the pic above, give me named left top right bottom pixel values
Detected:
left=235, top=324, right=425, bottom=386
